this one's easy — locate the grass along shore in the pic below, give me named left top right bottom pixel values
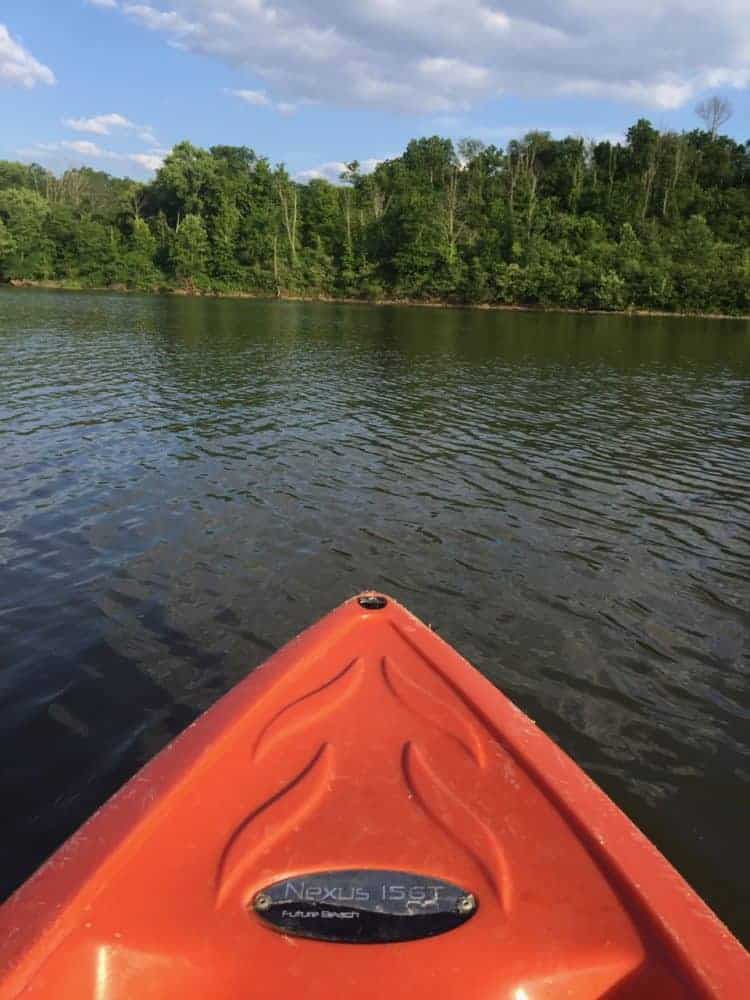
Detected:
left=5, top=278, right=749, bottom=323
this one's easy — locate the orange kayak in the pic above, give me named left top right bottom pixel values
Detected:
left=0, top=594, right=747, bottom=998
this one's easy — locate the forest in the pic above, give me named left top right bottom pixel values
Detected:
left=1, top=117, right=749, bottom=315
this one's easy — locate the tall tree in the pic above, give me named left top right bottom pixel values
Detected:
left=0, top=219, right=16, bottom=273
left=695, top=96, right=733, bottom=139
left=0, top=115, right=748, bottom=315
left=172, top=213, right=210, bottom=290
left=0, top=188, right=52, bottom=279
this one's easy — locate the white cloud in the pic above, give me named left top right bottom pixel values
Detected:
left=85, top=0, right=119, bottom=8
left=138, top=128, right=160, bottom=145
left=417, top=57, right=490, bottom=90
left=63, top=140, right=107, bottom=156
left=295, top=157, right=384, bottom=183
left=0, top=24, right=55, bottom=88
left=100, top=1, right=749, bottom=114
left=558, top=77, right=695, bottom=111
left=295, top=161, right=349, bottom=183
left=226, top=87, right=297, bottom=114
left=19, top=140, right=169, bottom=175
left=62, top=111, right=161, bottom=148
left=122, top=4, right=195, bottom=35
left=29, top=142, right=63, bottom=153
left=127, top=152, right=166, bottom=171
left=63, top=113, right=136, bottom=135
left=229, top=88, right=270, bottom=107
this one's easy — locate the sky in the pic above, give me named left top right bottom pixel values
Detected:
left=2, top=1, right=749, bottom=183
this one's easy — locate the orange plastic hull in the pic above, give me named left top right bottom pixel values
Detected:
left=0, top=594, right=747, bottom=998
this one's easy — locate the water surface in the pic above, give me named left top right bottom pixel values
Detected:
left=1, top=288, right=748, bottom=941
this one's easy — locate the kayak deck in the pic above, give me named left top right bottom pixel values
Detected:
left=0, top=594, right=747, bottom=998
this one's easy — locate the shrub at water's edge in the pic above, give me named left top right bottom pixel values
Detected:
left=1, top=121, right=749, bottom=316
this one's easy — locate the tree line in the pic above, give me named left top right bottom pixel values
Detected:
left=1, top=116, right=749, bottom=315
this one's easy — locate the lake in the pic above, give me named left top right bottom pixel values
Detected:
left=0, top=287, right=748, bottom=942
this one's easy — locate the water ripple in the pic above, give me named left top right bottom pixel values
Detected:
left=0, top=289, right=749, bottom=941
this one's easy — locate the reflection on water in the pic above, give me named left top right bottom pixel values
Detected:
left=0, top=288, right=748, bottom=941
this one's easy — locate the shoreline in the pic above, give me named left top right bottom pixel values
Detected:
left=4, top=279, right=749, bottom=323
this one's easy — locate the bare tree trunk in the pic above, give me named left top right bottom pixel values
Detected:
left=607, top=145, right=617, bottom=211
left=641, top=163, right=656, bottom=221
left=527, top=171, right=538, bottom=239
left=569, top=142, right=584, bottom=212
left=55, top=170, right=85, bottom=209
left=291, top=187, right=297, bottom=261
left=372, top=189, right=391, bottom=221
left=272, top=233, right=281, bottom=296
left=278, top=183, right=298, bottom=266
left=132, top=189, right=144, bottom=221
left=662, top=137, right=684, bottom=219
left=444, top=167, right=459, bottom=263
left=641, top=140, right=659, bottom=221
left=509, top=143, right=536, bottom=226
left=343, top=189, right=353, bottom=253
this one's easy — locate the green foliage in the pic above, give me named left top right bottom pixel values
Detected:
left=1, top=121, right=749, bottom=314
left=0, top=160, right=51, bottom=194
left=0, top=187, right=52, bottom=279
left=172, top=214, right=211, bottom=290
left=73, top=218, right=122, bottom=287
left=124, top=219, right=159, bottom=290
left=0, top=219, right=17, bottom=269
left=149, top=142, right=217, bottom=223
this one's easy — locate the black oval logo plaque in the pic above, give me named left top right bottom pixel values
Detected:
left=252, top=869, right=477, bottom=943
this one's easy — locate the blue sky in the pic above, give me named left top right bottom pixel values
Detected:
left=2, top=1, right=749, bottom=182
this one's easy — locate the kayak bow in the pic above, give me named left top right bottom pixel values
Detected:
left=0, top=594, right=747, bottom=998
